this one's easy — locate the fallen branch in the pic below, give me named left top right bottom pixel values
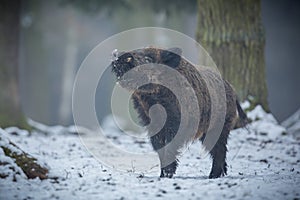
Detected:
left=0, top=133, right=48, bottom=180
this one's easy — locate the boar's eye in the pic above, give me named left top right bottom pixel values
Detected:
left=145, top=56, right=153, bottom=63
left=126, top=56, right=133, bottom=63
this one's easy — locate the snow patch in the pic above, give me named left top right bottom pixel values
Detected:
left=247, top=105, right=277, bottom=123
left=0, top=129, right=27, bottom=181
left=5, top=127, right=29, bottom=136
left=241, top=100, right=250, bottom=110
left=282, top=108, right=300, bottom=139
left=1, top=105, right=299, bottom=200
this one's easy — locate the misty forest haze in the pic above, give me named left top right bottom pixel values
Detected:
left=18, top=0, right=300, bottom=126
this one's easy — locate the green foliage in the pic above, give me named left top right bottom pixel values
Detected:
left=0, top=78, right=31, bottom=130
left=0, top=114, right=32, bottom=131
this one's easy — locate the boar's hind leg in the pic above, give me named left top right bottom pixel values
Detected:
left=207, top=127, right=229, bottom=179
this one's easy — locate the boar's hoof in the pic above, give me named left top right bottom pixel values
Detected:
left=208, top=163, right=227, bottom=179
left=160, top=162, right=177, bottom=178
left=160, top=169, right=175, bottom=178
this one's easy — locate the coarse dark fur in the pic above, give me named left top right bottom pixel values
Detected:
left=111, top=47, right=248, bottom=179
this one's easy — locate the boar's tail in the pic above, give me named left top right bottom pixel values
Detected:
left=235, top=100, right=249, bottom=128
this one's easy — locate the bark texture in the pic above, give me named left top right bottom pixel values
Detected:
left=196, top=0, right=268, bottom=110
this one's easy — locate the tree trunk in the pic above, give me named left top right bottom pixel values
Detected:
left=0, top=0, right=30, bottom=129
left=196, top=0, right=268, bottom=110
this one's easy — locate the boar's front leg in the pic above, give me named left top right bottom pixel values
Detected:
left=146, top=88, right=181, bottom=178
left=150, top=131, right=179, bottom=178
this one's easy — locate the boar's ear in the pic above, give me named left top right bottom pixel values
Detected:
left=161, top=47, right=182, bottom=68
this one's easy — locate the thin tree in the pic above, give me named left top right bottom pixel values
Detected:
left=0, top=1, right=48, bottom=179
left=0, top=0, right=30, bottom=129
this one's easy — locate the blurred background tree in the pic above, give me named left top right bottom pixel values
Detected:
left=196, top=0, right=268, bottom=110
left=0, top=0, right=298, bottom=128
left=0, top=0, right=30, bottom=129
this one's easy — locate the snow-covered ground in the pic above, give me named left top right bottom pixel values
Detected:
left=1, top=106, right=300, bottom=200
left=282, top=108, right=300, bottom=140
